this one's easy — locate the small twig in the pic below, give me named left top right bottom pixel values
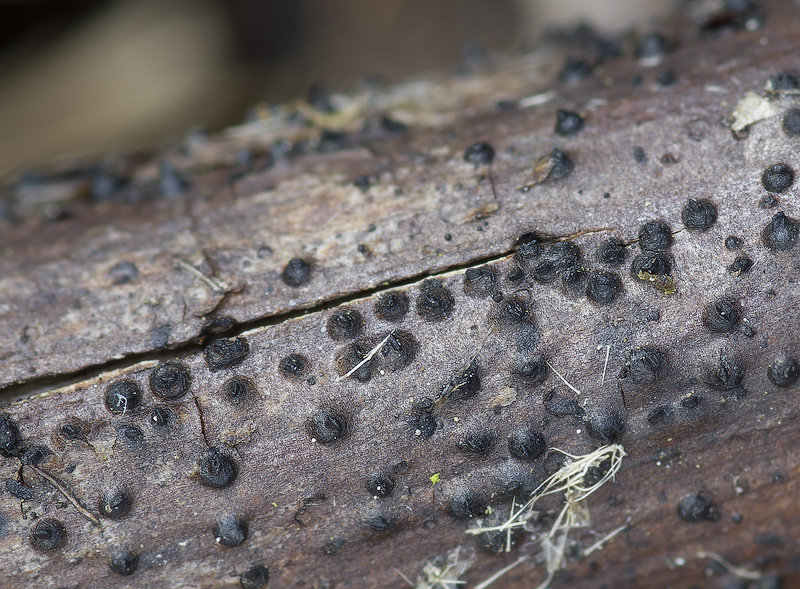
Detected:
left=174, top=258, right=227, bottom=293
left=698, top=551, right=762, bottom=580
left=546, top=361, right=584, bottom=396
left=475, top=556, right=529, bottom=589
left=28, top=464, right=100, bottom=526
left=395, top=568, right=415, bottom=587
left=336, top=330, right=395, bottom=382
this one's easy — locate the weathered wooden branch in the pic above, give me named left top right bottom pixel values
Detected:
left=1, top=2, right=800, bottom=587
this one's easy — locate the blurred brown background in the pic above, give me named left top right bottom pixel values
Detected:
left=0, top=0, right=675, bottom=177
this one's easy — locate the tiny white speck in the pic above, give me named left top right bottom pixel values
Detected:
left=675, top=557, right=686, bottom=566
left=414, top=429, right=422, bottom=436
left=311, top=438, right=317, bottom=443
left=576, top=429, right=581, bottom=434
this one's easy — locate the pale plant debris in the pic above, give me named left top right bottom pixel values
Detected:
left=545, top=360, right=584, bottom=396
left=397, top=546, right=473, bottom=589
left=698, top=551, right=762, bottom=580
left=27, top=464, right=101, bottom=526
left=467, top=444, right=627, bottom=589
left=174, top=258, right=227, bottom=293
left=729, top=91, right=778, bottom=132
left=473, top=556, right=529, bottom=589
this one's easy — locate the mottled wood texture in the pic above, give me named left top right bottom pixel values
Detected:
left=1, top=2, right=799, bottom=588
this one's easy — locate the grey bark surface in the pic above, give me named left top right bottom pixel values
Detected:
left=1, top=2, right=799, bottom=588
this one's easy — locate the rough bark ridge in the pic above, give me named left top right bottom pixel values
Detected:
left=1, top=2, right=799, bottom=588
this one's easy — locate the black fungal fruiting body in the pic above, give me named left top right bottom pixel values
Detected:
left=762, top=212, right=799, bottom=251
left=555, top=109, right=584, bottom=136
left=118, top=425, right=145, bottom=448
left=637, top=32, right=672, bottom=58
left=463, top=141, right=495, bottom=166
left=703, top=298, right=741, bottom=333
left=761, top=163, right=795, bottom=193
left=149, top=406, right=173, bottom=428
left=409, top=410, right=436, bottom=438
left=109, top=552, right=139, bottom=576
left=463, top=266, right=496, bottom=298
left=631, top=251, right=674, bottom=277
left=511, top=356, right=548, bottom=386
left=240, top=565, right=270, bottom=589
left=768, top=357, right=799, bottom=387
left=150, top=361, right=191, bottom=400
left=374, top=291, right=409, bottom=321
left=279, top=353, right=309, bottom=379
left=558, top=56, right=592, bottom=82
left=586, top=270, right=622, bottom=305
left=104, top=381, right=142, bottom=414
left=728, top=256, right=753, bottom=275
left=6, top=479, right=33, bottom=500
left=416, top=279, right=455, bottom=321
left=681, top=394, right=702, bottom=409
left=704, top=353, right=745, bottom=391
left=281, top=258, right=312, bottom=287
left=682, top=199, right=718, bottom=231
left=364, top=513, right=396, bottom=532
left=587, top=410, right=625, bottom=443
left=507, top=429, right=546, bottom=461
left=633, top=146, right=647, bottom=163
left=596, top=238, right=627, bottom=266
left=619, top=347, right=667, bottom=388
left=380, top=330, right=417, bottom=371
left=457, top=430, right=496, bottom=455
left=307, top=410, right=348, bottom=444
left=99, top=488, right=133, bottom=519
left=29, top=519, right=67, bottom=551
left=449, top=490, right=487, bottom=519
left=58, top=421, right=88, bottom=441
left=198, top=447, right=238, bottom=489
left=203, top=337, right=250, bottom=371
left=677, top=493, right=718, bottom=523
left=215, top=516, right=248, bottom=547
left=725, top=236, right=744, bottom=250
left=367, top=474, right=395, bottom=498
left=0, top=414, right=21, bottom=456
left=108, top=261, right=138, bottom=285
left=647, top=406, right=669, bottom=425
left=443, top=360, right=481, bottom=402
left=638, top=221, right=673, bottom=251
left=223, top=377, right=253, bottom=405
left=326, top=310, right=364, bottom=341
left=544, top=392, right=586, bottom=418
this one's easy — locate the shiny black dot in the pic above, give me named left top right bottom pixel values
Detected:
left=416, top=280, right=454, bottom=321
left=762, top=212, right=799, bottom=251
left=767, top=357, right=799, bottom=387
left=198, top=447, right=238, bottom=489
left=307, top=410, right=348, bottom=444
left=682, top=199, right=718, bottom=231
left=366, top=474, right=396, bottom=498
left=463, top=266, right=496, bottom=298
left=149, top=406, right=173, bottom=428
left=463, top=141, right=495, bottom=166
left=99, top=488, right=133, bottom=519
left=374, top=291, right=409, bottom=321
left=29, top=519, right=66, bottom=552
left=449, top=490, right=486, bottom=519
left=104, top=381, right=142, bottom=415
left=326, top=310, right=364, bottom=341
left=281, top=258, right=312, bottom=287
left=508, top=429, right=546, bottom=461
left=279, top=353, right=309, bottom=379
left=457, top=430, right=496, bottom=455
left=554, top=109, right=584, bottom=136
left=150, top=361, right=191, bottom=400
left=109, top=551, right=139, bottom=576
left=203, top=337, right=250, bottom=372
left=240, top=564, right=270, bottom=589
left=703, top=298, right=741, bottom=333
left=762, top=163, right=795, bottom=193
left=638, top=221, right=673, bottom=251
left=586, top=270, right=622, bottom=305
left=215, top=516, right=248, bottom=547
left=222, top=377, right=254, bottom=405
